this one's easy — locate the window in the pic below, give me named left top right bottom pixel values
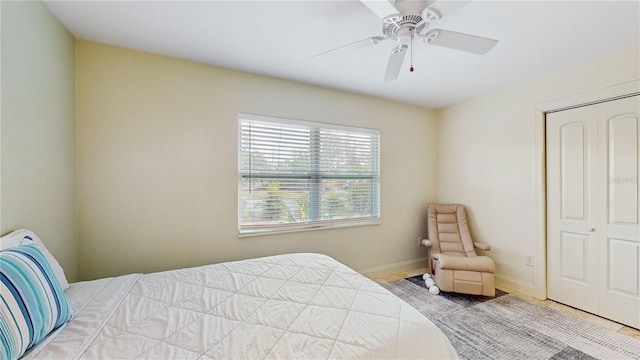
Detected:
left=238, top=114, right=380, bottom=235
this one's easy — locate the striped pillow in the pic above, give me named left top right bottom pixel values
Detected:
left=0, top=244, right=73, bottom=360
left=0, top=229, right=70, bottom=290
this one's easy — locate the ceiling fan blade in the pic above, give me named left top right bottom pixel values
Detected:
left=424, top=29, right=497, bottom=55
left=426, top=0, right=470, bottom=19
left=384, top=44, right=407, bottom=82
left=360, top=0, right=399, bottom=19
left=313, top=36, right=388, bottom=57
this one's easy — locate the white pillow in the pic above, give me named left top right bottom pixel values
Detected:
left=0, top=229, right=70, bottom=290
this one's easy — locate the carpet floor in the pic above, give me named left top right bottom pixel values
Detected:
left=382, top=275, right=640, bottom=360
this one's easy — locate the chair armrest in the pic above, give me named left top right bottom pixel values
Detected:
left=421, top=239, right=432, bottom=248
left=474, top=242, right=491, bottom=251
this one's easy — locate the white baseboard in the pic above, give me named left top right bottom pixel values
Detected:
left=358, top=257, right=428, bottom=279
left=358, top=260, right=536, bottom=297
left=496, top=273, right=535, bottom=297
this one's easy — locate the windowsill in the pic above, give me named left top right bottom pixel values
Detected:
left=238, top=218, right=381, bottom=238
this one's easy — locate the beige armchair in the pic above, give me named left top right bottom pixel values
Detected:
left=421, top=204, right=496, bottom=296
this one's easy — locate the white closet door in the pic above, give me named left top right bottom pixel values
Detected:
left=547, top=105, right=599, bottom=315
left=547, top=95, right=639, bottom=329
left=597, top=96, right=640, bottom=328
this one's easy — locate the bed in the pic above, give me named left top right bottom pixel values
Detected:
left=2, top=231, right=458, bottom=359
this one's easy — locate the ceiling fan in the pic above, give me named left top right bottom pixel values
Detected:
left=315, top=0, right=498, bottom=82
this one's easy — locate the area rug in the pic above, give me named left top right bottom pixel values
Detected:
left=382, top=275, right=640, bottom=360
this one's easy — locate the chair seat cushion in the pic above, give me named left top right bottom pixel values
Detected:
left=434, top=254, right=495, bottom=273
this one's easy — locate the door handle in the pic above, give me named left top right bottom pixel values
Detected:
left=588, top=227, right=596, bottom=232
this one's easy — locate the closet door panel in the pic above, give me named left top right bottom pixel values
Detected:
left=598, top=96, right=639, bottom=329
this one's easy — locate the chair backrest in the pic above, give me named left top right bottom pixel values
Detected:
left=427, top=204, right=477, bottom=257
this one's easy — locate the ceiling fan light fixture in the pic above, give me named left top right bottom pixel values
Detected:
left=397, top=27, right=413, bottom=45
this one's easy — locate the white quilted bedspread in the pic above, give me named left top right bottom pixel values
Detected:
left=25, top=253, right=457, bottom=359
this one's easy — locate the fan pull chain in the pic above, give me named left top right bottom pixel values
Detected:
left=410, top=32, right=414, bottom=72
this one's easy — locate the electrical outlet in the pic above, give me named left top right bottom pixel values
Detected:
left=417, top=237, right=423, bottom=246
left=524, top=254, right=534, bottom=266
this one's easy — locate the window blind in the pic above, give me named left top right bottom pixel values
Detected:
left=238, top=114, right=380, bottom=234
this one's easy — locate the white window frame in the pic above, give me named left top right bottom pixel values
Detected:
left=237, top=113, right=381, bottom=236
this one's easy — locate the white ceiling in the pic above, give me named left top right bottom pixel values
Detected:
left=44, top=0, right=640, bottom=109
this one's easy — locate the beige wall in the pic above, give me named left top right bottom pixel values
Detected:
left=436, top=46, right=640, bottom=294
left=1, top=1, right=77, bottom=280
left=76, top=41, right=438, bottom=281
